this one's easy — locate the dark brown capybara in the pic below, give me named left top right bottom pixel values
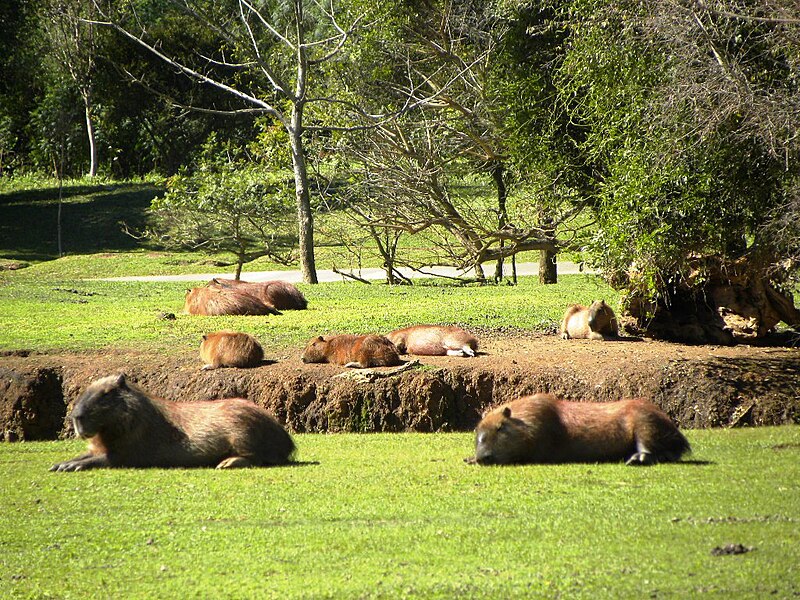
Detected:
left=467, top=393, right=690, bottom=466
left=183, top=285, right=280, bottom=316
left=300, top=334, right=403, bottom=368
left=200, top=331, right=264, bottom=370
left=211, top=278, right=307, bottom=310
left=386, top=324, right=479, bottom=357
left=560, top=300, right=619, bottom=340
left=50, top=374, right=295, bottom=471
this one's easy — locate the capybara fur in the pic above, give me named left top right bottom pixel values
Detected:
left=50, top=374, right=295, bottom=471
left=387, top=324, right=478, bottom=357
left=200, top=331, right=264, bottom=370
left=183, top=286, right=280, bottom=316
left=301, top=334, right=403, bottom=368
left=561, top=300, right=619, bottom=340
left=212, top=278, right=307, bottom=310
left=468, top=393, right=690, bottom=466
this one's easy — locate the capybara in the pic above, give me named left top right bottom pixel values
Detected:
left=301, top=334, right=403, bottom=368
left=561, top=300, right=619, bottom=340
left=50, top=374, right=295, bottom=471
left=386, top=324, right=478, bottom=357
left=212, top=278, right=307, bottom=310
left=200, top=330, right=264, bottom=370
left=183, top=285, right=280, bottom=316
left=468, top=393, right=690, bottom=466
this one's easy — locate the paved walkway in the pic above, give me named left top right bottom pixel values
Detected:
left=102, top=261, right=592, bottom=282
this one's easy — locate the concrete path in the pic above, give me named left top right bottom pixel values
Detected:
left=101, top=261, right=592, bottom=283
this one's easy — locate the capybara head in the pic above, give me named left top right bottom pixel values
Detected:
left=474, top=407, right=534, bottom=465
left=71, top=374, right=130, bottom=438
left=301, top=336, right=327, bottom=363
left=588, top=300, right=614, bottom=330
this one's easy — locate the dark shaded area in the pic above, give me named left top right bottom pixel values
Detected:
left=0, top=183, right=162, bottom=261
left=0, top=365, right=65, bottom=441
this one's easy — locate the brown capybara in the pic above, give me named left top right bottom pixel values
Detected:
left=200, top=331, right=264, bottom=370
left=467, top=393, right=690, bottom=466
left=212, top=278, right=307, bottom=310
left=386, top=324, right=478, bottom=357
left=50, top=374, right=294, bottom=471
left=301, top=334, right=403, bottom=368
left=183, top=285, right=280, bottom=316
left=560, top=300, right=619, bottom=340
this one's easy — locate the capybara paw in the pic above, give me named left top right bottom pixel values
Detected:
left=625, top=452, right=656, bottom=466
left=50, top=461, right=83, bottom=472
left=344, top=361, right=365, bottom=368
left=560, top=332, right=569, bottom=340
left=216, top=456, right=254, bottom=469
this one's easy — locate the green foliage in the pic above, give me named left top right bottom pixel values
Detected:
left=1, top=427, right=799, bottom=597
left=148, top=133, right=297, bottom=272
left=548, top=0, right=800, bottom=300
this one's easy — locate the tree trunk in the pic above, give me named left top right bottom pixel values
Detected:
left=491, top=163, right=508, bottom=283
left=289, top=105, right=318, bottom=284
left=82, top=89, right=98, bottom=178
left=290, top=1, right=318, bottom=284
left=539, top=248, right=557, bottom=284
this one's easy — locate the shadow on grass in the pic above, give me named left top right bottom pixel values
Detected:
left=0, top=182, right=164, bottom=261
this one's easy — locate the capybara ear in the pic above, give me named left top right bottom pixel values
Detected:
left=114, top=373, right=127, bottom=388
left=202, top=334, right=208, bottom=341
left=316, top=336, right=324, bottom=342
left=502, top=406, right=512, bottom=419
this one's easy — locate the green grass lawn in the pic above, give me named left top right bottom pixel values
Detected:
left=1, top=427, right=798, bottom=598
left=0, top=274, right=619, bottom=353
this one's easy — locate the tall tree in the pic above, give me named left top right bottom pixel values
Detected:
left=551, top=0, right=800, bottom=340
left=88, top=0, right=390, bottom=284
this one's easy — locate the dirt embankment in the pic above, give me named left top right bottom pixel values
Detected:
left=1, top=334, right=798, bottom=441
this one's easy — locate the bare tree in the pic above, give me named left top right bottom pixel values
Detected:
left=332, top=2, right=579, bottom=283
left=341, top=117, right=566, bottom=282
left=87, top=0, right=387, bottom=284
left=44, top=0, right=99, bottom=177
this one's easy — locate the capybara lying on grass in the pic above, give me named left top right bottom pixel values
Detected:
left=183, top=286, right=280, bottom=316
left=386, top=324, right=478, bottom=357
left=212, top=278, right=307, bottom=310
left=467, top=393, right=689, bottom=466
left=561, top=300, right=619, bottom=340
left=200, top=331, right=264, bottom=370
left=50, top=374, right=295, bottom=471
left=301, top=334, right=403, bottom=368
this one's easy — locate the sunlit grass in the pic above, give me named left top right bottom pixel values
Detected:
left=1, top=427, right=798, bottom=598
left=0, top=274, right=619, bottom=353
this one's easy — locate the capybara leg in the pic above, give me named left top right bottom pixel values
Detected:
left=50, top=453, right=111, bottom=472
left=201, top=364, right=218, bottom=371
left=588, top=332, right=606, bottom=341
left=625, top=439, right=656, bottom=466
left=625, top=452, right=656, bottom=466
left=344, top=361, right=365, bottom=368
left=446, top=347, right=475, bottom=357
left=561, top=332, right=571, bottom=340
left=216, top=456, right=254, bottom=469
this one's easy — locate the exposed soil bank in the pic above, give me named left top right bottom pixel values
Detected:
left=1, top=334, right=798, bottom=441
